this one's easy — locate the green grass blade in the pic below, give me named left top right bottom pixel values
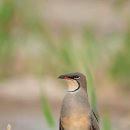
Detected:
left=38, top=78, right=55, bottom=128
left=40, top=92, right=55, bottom=128
left=101, top=114, right=112, bottom=130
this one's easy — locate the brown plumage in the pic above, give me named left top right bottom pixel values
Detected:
left=58, top=72, right=100, bottom=130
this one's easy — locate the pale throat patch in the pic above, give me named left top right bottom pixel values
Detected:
left=66, top=79, right=79, bottom=92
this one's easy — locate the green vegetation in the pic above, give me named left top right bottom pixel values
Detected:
left=101, top=114, right=112, bottom=130
left=41, top=92, right=55, bottom=128
left=110, top=28, right=130, bottom=86
left=0, top=0, right=14, bottom=79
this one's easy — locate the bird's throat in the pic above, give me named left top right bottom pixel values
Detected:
left=66, top=80, right=80, bottom=92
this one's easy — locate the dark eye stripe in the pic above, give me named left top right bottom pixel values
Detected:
left=75, top=75, right=79, bottom=78
left=71, top=75, right=80, bottom=79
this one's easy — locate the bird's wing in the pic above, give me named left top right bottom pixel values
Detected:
left=92, top=110, right=99, bottom=122
left=59, top=119, right=64, bottom=130
left=90, top=111, right=100, bottom=130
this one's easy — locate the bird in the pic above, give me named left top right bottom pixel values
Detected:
left=58, top=72, right=100, bottom=130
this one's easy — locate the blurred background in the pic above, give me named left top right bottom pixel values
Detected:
left=0, top=0, right=130, bottom=130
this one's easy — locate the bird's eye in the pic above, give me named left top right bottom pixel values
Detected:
left=73, top=75, right=80, bottom=79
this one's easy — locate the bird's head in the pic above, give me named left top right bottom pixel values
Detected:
left=58, top=72, right=87, bottom=92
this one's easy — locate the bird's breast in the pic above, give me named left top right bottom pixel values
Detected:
left=61, top=114, right=91, bottom=130
left=60, top=88, right=91, bottom=130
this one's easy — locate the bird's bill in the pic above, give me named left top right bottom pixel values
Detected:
left=58, top=75, right=71, bottom=80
